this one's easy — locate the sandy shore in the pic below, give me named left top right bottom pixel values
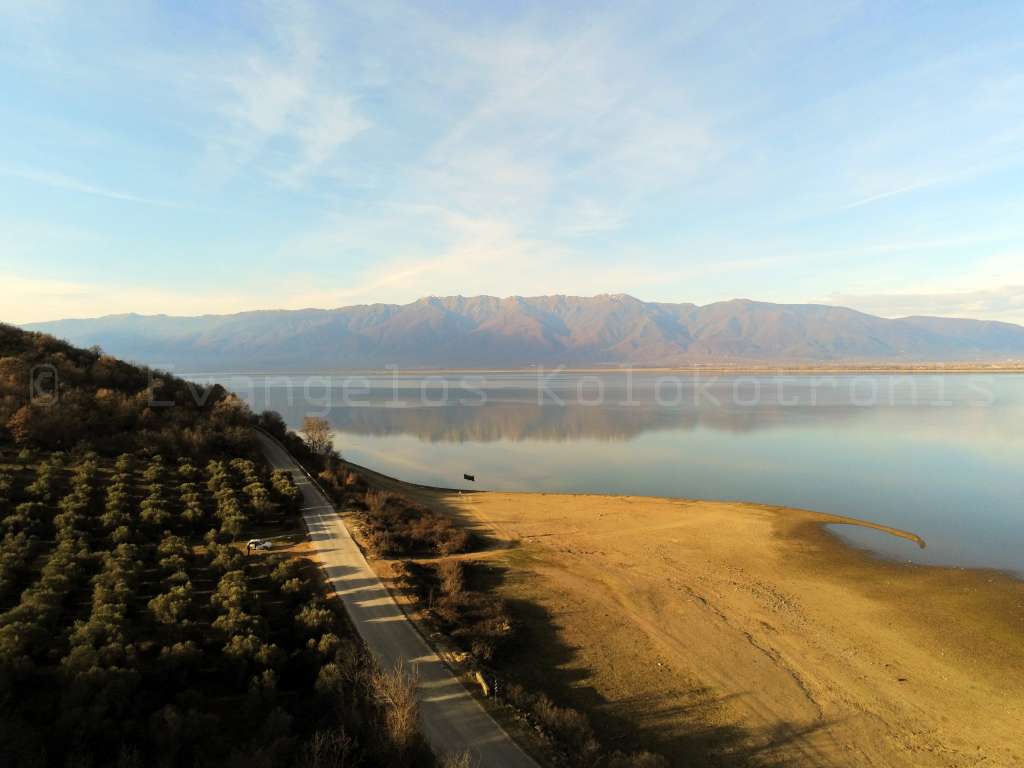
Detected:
left=356, top=467, right=1024, bottom=767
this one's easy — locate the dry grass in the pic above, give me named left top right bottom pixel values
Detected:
left=438, top=559, right=465, bottom=595
left=439, top=751, right=474, bottom=768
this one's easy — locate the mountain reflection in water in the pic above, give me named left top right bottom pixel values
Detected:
left=197, top=372, right=1024, bottom=576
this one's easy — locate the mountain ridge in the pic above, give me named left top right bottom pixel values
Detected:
left=21, top=294, right=1024, bottom=370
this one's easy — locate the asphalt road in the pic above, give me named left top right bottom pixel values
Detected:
left=257, top=432, right=537, bottom=767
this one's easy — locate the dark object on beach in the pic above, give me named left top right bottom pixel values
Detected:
left=464, top=473, right=475, bottom=481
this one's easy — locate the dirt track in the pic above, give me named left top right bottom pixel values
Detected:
left=368, top=472, right=1024, bottom=768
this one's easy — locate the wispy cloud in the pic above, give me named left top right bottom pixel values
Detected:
left=0, top=166, right=183, bottom=207
left=837, top=176, right=952, bottom=211
left=3, top=1, right=1024, bottom=323
left=284, top=2, right=723, bottom=304
left=381, top=3, right=719, bottom=239
left=825, top=285, right=1024, bottom=324
left=0, top=272, right=258, bottom=324
left=836, top=153, right=1024, bottom=211
left=158, top=2, right=372, bottom=186
left=276, top=208, right=578, bottom=308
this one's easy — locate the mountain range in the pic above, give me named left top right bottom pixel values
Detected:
left=21, top=294, right=1024, bottom=370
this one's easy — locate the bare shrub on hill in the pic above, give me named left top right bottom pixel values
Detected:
left=346, top=488, right=473, bottom=558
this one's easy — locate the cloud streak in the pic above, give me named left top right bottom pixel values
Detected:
left=0, top=167, right=183, bottom=208
left=825, top=286, right=1024, bottom=324
left=2, top=2, right=1024, bottom=323
left=0, top=272, right=258, bottom=324
left=838, top=176, right=951, bottom=211
left=157, top=2, right=373, bottom=186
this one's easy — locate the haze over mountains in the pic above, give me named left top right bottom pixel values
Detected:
left=23, top=294, right=1024, bottom=370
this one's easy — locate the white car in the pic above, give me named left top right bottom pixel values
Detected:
left=247, top=539, right=272, bottom=551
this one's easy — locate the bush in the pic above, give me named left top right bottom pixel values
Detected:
left=0, top=531, right=37, bottom=602
left=148, top=583, right=192, bottom=625
left=533, top=694, right=595, bottom=751
left=114, top=453, right=135, bottom=474
left=158, top=533, right=190, bottom=561
left=223, top=633, right=281, bottom=669
left=438, top=560, right=465, bottom=596
left=309, top=632, right=341, bottom=659
left=359, top=489, right=473, bottom=557
left=364, top=528, right=393, bottom=558
left=295, top=601, right=335, bottom=637
left=4, top=502, right=43, bottom=536
left=140, top=496, right=171, bottom=526
left=212, top=570, right=252, bottom=613
left=207, top=542, right=244, bottom=573
left=295, top=730, right=355, bottom=768
left=270, top=470, right=301, bottom=516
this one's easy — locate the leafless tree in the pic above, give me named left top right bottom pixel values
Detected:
left=370, top=660, right=420, bottom=754
left=297, top=729, right=354, bottom=768
left=301, top=416, right=334, bottom=456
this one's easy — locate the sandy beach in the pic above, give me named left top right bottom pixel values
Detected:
left=351, top=465, right=1024, bottom=767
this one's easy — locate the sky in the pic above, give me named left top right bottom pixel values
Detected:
left=2, top=0, right=1023, bottom=325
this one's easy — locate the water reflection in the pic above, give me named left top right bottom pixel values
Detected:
left=276, top=401, right=877, bottom=442
left=197, top=372, right=1024, bottom=576
left=203, top=372, right=1008, bottom=439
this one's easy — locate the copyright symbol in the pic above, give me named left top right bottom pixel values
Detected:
left=29, top=364, right=59, bottom=406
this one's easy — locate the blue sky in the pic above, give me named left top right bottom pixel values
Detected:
left=2, top=0, right=1023, bottom=324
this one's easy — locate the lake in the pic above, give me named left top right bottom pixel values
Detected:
left=197, top=371, right=1024, bottom=576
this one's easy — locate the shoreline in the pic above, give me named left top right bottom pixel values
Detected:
left=338, top=456, right=1024, bottom=767
left=335, top=456, right=974, bottom=576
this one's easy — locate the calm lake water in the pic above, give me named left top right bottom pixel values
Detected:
left=198, top=371, right=1024, bottom=576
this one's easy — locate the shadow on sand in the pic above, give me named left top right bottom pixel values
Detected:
left=325, top=459, right=841, bottom=767
left=469, top=562, right=836, bottom=768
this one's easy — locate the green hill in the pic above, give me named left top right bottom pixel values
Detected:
left=0, top=325, right=431, bottom=767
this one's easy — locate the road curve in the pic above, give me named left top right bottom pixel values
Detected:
left=257, top=432, right=537, bottom=767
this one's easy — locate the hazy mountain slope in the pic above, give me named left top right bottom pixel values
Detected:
left=899, top=316, right=1024, bottom=352
left=21, top=295, right=1024, bottom=369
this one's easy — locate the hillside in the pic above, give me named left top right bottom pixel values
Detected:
left=23, top=295, right=1024, bottom=370
left=0, top=322, right=257, bottom=456
left=0, top=325, right=433, bottom=767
